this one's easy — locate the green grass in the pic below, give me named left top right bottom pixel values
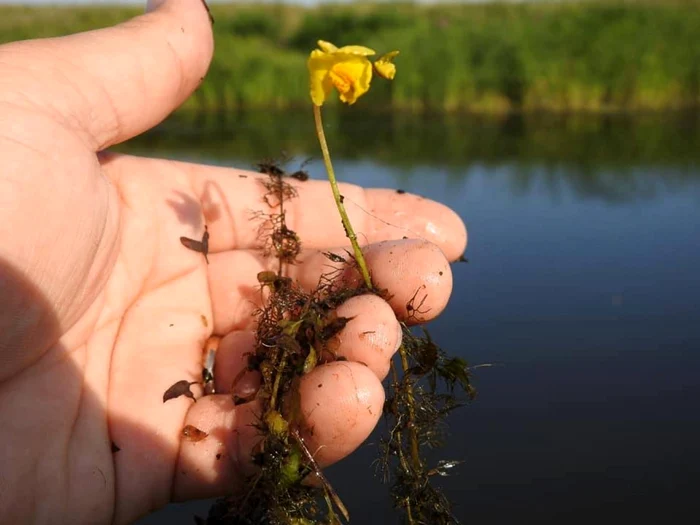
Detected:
left=2, top=1, right=700, bottom=113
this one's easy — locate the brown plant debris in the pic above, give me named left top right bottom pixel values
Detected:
left=180, top=225, right=210, bottom=264
left=163, top=380, right=199, bottom=403
left=182, top=425, right=209, bottom=442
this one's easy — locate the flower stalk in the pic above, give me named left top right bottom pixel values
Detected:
left=307, top=41, right=398, bottom=288
left=312, top=104, right=373, bottom=289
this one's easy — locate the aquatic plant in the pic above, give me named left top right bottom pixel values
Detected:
left=169, top=38, right=474, bottom=524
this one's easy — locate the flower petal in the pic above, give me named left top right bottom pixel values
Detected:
left=317, top=40, right=338, bottom=53
left=308, top=49, right=336, bottom=106
left=331, top=56, right=373, bottom=105
left=335, top=45, right=376, bottom=57
left=374, top=50, right=399, bottom=80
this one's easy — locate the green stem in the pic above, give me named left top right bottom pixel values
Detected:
left=313, top=104, right=372, bottom=289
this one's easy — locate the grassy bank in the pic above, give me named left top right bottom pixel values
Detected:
left=2, top=1, right=700, bottom=113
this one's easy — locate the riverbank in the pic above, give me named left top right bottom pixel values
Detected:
left=2, top=1, right=699, bottom=113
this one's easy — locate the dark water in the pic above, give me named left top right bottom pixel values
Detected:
left=132, top=111, right=700, bottom=524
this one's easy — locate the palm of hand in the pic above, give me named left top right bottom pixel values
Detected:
left=0, top=3, right=466, bottom=524
left=0, top=110, right=215, bottom=522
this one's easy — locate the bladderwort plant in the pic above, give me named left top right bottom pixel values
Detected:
left=169, top=40, right=475, bottom=524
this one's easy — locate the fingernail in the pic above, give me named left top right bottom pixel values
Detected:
left=145, top=0, right=166, bottom=13
left=146, top=0, right=214, bottom=24
left=200, top=0, right=215, bottom=24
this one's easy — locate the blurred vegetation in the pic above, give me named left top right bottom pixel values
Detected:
left=2, top=1, right=700, bottom=113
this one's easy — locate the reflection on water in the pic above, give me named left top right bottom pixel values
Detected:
left=132, top=111, right=700, bottom=524
left=121, top=109, right=700, bottom=203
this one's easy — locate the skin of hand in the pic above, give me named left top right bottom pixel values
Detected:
left=0, top=0, right=467, bottom=524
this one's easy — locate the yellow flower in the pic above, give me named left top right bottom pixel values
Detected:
left=308, top=40, right=376, bottom=106
left=308, top=40, right=399, bottom=106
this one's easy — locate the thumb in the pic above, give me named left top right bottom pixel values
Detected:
left=0, top=0, right=213, bottom=150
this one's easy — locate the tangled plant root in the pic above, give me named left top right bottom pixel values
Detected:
left=172, top=157, right=474, bottom=524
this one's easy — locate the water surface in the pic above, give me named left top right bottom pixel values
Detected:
left=132, top=111, right=700, bottom=524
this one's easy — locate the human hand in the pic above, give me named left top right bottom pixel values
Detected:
left=0, top=1, right=467, bottom=523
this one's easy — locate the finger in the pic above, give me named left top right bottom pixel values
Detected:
left=214, top=330, right=261, bottom=398
left=171, top=394, right=249, bottom=500
left=173, top=361, right=384, bottom=500
left=183, top=163, right=467, bottom=261
left=213, top=295, right=400, bottom=405
left=208, top=239, right=453, bottom=334
left=326, top=294, right=402, bottom=379
left=0, top=0, right=213, bottom=150
left=297, top=361, right=384, bottom=465
left=187, top=297, right=399, bottom=494
left=175, top=298, right=400, bottom=499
